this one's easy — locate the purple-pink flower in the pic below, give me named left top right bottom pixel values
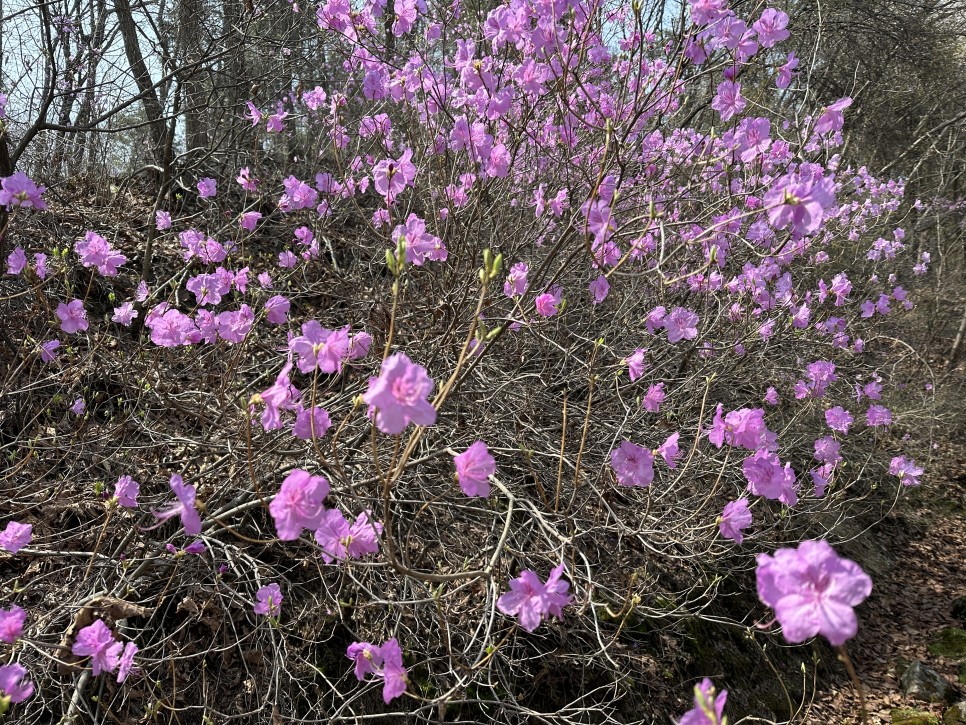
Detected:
left=866, top=404, right=892, bottom=428
left=756, top=539, right=872, bottom=646
left=719, top=499, right=753, bottom=544
left=742, top=449, right=798, bottom=506
left=0, top=663, right=34, bottom=703
left=814, top=97, right=853, bottom=135
left=379, top=638, right=409, bottom=704
left=197, top=177, right=217, bottom=199
left=656, top=432, right=682, bottom=468
left=314, top=509, right=383, bottom=563
left=57, top=299, right=89, bottom=334
left=764, top=172, right=836, bottom=237
left=454, top=442, right=496, bottom=497
left=889, top=456, right=924, bottom=487
left=347, top=641, right=383, bottom=680
left=72, top=619, right=123, bottom=676
left=269, top=469, right=329, bottom=541
left=115, top=475, right=140, bottom=507
left=151, top=474, right=202, bottom=536
left=6, top=247, right=26, bottom=275
left=642, top=383, right=666, bottom=413
left=112, top=302, right=138, bottom=326
left=497, top=563, right=572, bottom=632
left=504, top=262, right=529, bottom=297
left=265, top=295, right=290, bottom=325
left=292, top=405, right=332, bottom=440
left=665, top=307, right=699, bottom=343
left=75, top=231, right=127, bottom=276
left=345, top=639, right=408, bottom=703
left=0, top=606, right=26, bottom=644
left=363, top=352, right=437, bottom=435
left=678, top=677, right=727, bottom=725
left=753, top=8, right=790, bottom=47
left=254, top=583, right=283, bottom=616
left=0, top=172, right=46, bottom=210
left=825, top=406, right=854, bottom=434
left=289, top=321, right=350, bottom=375
left=0, top=522, right=31, bottom=554
left=711, top=80, right=745, bottom=122
left=116, top=642, right=138, bottom=683
left=611, top=441, right=655, bottom=488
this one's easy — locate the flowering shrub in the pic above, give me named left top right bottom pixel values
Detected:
left=0, top=0, right=948, bottom=720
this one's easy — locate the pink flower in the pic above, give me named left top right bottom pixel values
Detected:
left=346, top=641, right=383, bottom=681
left=240, top=211, right=262, bottom=230
left=363, top=352, right=437, bottom=435
left=72, top=620, right=123, bottom=676
left=624, top=348, right=647, bottom=382
left=764, top=387, right=779, bottom=406
left=610, top=441, right=654, bottom=488
left=155, top=211, right=172, bottom=230
left=0, top=522, right=32, bottom=553
left=776, top=51, right=799, bottom=89
left=289, top=321, right=350, bottom=374
left=756, top=539, right=872, bottom=646
left=236, top=167, right=258, bottom=192
left=711, top=80, right=745, bottom=122
left=765, top=172, right=836, bottom=237
left=742, top=449, right=797, bottom=506
left=57, top=299, right=89, bottom=334
left=588, top=274, right=610, bottom=304
left=534, top=292, right=559, bottom=318
left=678, top=678, right=727, bottom=725
left=753, top=8, right=789, bottom=47
left=664, top=307, right=699, bottom=343
left=0, top=606, right=26, bottom=644
left=116, top=642, right=139, bottom=683
left=314, top=509, right=382, bottom=563
left=503, top=262, right=529, bottom=297
left=889, top=456, right=923, bottom=487
left=269, top=469, right=329, bottom=540
left=372, top=149, right=416, bottom=202
left=454, top=441, right=496, bottom=497
left=814, top=97, right=852, bottom=135
left=656, top=432, right=682, bottom=468
left=0, top=664, right=34, bottom=703
left=6, top=247, right=26, bottom=275
left=70, top=398, right=86, bottom=415
left=256, top=362, right=300, bottom=431
left=278, top=250, right=298, bottom=268
left=0, top=172, right=46, bottom=210
left=75, top=231, right=127, bottom=276
left=866, top=404, right=892, bottom=428
left=151, top=474, right=202, bottom=536
left=642, top=383, right=665, bottom=413
left=112, top=302, right=138, bottom=326
left=719, top=499, right=753, bottom=544
left=114, top=476, right=139, bottom=507
left=292, top=405, right=331, bottom=440
left=197, top=177, right=217, bottom=199
left=254, top=583, right=283, bottom=616
left=825, top=407, right=853, bottom=434
left=497, top=563, right=571, bottom=632
left=379, top=638, right=409, bottom=704
left=39, top=340, right=60, bottom=363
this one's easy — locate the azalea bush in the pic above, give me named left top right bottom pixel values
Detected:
left=0, top=0, right=945, bottom=721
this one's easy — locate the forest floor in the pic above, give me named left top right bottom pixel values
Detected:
left=805, top=386, right=966, bottom=725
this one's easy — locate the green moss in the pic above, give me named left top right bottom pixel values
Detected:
left=928, top=628, right=966, bottom=659
left=891, top=709, right=940, bottom=725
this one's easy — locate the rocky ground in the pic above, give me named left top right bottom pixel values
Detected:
left=804, top=422, right=966, bottom=725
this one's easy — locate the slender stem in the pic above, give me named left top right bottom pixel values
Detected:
left=837, top=645, right=868, bottom=725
